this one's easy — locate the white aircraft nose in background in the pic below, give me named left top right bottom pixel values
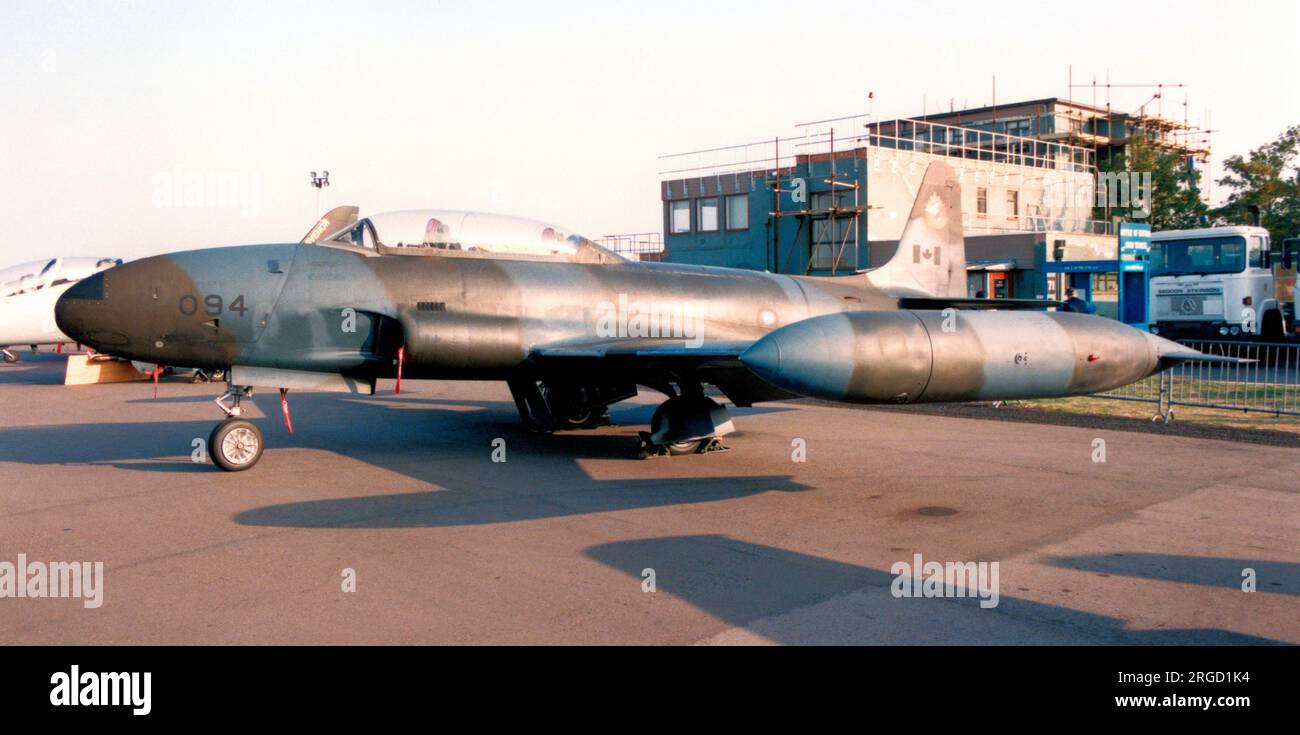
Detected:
left=0, top=256, right=121, bottom=362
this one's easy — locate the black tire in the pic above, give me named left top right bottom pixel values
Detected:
left=665, top=439, right=705, bottom=455
left=2, top=352, right=17, bottom=364
left=650, top=402, right=705, bottom=454
left=1262, top=311, right=1285, bottom=341
left=209, top=418, right=264, bottom=472
left=559, top=410, right=592, bottom=427
left=560, top=406, right=609, bottom=429
left=538, top=382, right=608, bottom=430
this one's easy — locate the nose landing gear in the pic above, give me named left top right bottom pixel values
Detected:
left=209, top=385, right=264, bottom=472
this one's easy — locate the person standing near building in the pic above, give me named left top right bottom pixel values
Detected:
left=1060, top=288, right=1094, bottom=314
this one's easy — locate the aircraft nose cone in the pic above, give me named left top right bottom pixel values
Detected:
left=55, top=271, right=126, bottom=349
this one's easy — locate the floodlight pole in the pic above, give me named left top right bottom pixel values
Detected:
left=310, top=170, right=330, bottom=217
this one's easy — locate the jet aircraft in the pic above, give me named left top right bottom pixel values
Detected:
left=55, top=162, right=1231, bottom=470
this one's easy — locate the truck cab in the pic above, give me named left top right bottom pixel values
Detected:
left=1148, top=226, right=1289, bottom=340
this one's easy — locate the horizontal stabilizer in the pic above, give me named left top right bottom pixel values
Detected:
left=1158, top=351, right=1256, bottom=367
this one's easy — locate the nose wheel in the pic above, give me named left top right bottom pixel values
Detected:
left=209, top=418, right=264, bottom=472
left=209, top=384, right=265, bottom=471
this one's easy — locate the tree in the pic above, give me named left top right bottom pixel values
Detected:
left=1212, top=125, right=1300, bottom=244
left=1094, top=138, right=1207, bottom=230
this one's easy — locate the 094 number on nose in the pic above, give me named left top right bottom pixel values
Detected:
left=179, top=294, right=248, bottom=317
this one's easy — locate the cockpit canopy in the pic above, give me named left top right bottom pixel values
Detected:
left=320, top=210, right=622, bottom=263
left=0, top=257, right=120, bottom=297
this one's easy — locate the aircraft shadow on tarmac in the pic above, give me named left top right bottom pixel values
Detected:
left=0, top=353, right=70, bottom=386
left=0, top=388, right=810, bottom=525
left=1047, top=553, right=1297, bottom=596
left=0, top=418, right=235, bottom=473
left=583, top=535, right=1291, bottom=645
left=230, top=394, right=809, bottom=529
left=124, top=393, right=228, bottom=405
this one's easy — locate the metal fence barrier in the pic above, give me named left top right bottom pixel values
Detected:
left=1093, top=340, right=1300, bottom=421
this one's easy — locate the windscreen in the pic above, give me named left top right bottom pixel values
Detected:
left=321, top=209, right=617, bottom=262
left=0, top=259, right=57, bottom=296
left=1, top=257, right=120, bottom=297
left=1150, top=236, right=1247, bottom=277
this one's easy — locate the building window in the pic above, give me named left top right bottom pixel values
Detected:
left=1005, top=189, right=1019, bottom=219
left=1092, top=272, right=1118, bottom=294
left=669, top=200, right=690, bottom=234
left=976, top=187, right=988, bottom=216
left=725, top=194, right=748, bottom=230
left=810, top=191, right=857, bottom=270
left=1003, top=118, right=1032, bottom=138
left=811, top=190, right=855, bottom=211
left=698, top=197, right=719, bottom=232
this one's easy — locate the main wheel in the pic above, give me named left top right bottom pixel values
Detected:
left=665, top=439, right=705, bottom=455
left=649, top=401, right=707, bottom=455
left=559, top=405, right=609, bottom=429
left=2, top=351, right=17, bottom=364
left=209, top=418, right=264, bottom=472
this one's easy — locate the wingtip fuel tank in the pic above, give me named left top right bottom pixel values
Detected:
left=739, top=309, right=1215, bottom=404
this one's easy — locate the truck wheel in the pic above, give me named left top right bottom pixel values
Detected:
left=1262, top=311, right=1284, bottom=340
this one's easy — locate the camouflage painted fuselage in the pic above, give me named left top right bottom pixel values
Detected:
left=56, top=241, right=888, bottom=378
left=56, top=239, right=1187, bottom=406
left=57, top=161, right=1204, bottom=409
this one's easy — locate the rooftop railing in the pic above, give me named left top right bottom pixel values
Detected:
left=851, top=118, right=1095, bottom=173
left=960, top=212, right=1116, bottom=236
left=599, top=232, right=664, bottom=254
left=659, top=117, right=1096, bottom=181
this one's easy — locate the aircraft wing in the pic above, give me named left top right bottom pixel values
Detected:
left=897, top=297, right=1062, bottom=310
left=531, top=338, right=751, bottom=362
left=527, top=338, right=799, bottom=406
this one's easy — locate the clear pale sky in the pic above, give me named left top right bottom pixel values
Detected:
left=2, top=0, right=1297, bottom=261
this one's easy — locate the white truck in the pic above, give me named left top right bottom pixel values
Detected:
left=1148, top=226, right=1300, bottom=341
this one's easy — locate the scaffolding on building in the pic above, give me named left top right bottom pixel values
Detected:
left=766, top=130, right=867, bottom=276
left=1062, top=76, right=1214, bottom=165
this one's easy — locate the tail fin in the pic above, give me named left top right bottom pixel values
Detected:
left=300, top=205, right=360, bottom=244
left=865, top=160, right=966, bottom=298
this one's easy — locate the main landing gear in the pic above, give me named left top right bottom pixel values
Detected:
left=508, top=379, right=632, bottom=433
left=509, top=375, right=734, bottom=458
left=1, top=349, right=17, bottom=364
left=637, top=387, right=734, bottom=459
left=209, top=385, right=263, bottom=472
